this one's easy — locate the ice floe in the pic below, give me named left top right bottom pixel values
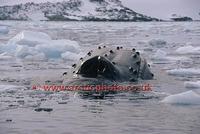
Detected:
left=184, top=81, right=200, bottom=89
left=0, top=84, right=25, bottom=92
left=8, top=30, right=51, bottom=47
left=35, top=39, right=80, bottom=59
left=24, top=53, right=47, bottom=61
left=2, top=30, right=81, bottom=61
left=167, top=68, right=200, bottom=76
left=148, top=39, right=167, bottom=48
left=0, top=25, right=9, bottom=34
left=0, top=52, right=14, bottom=61
left=151, top=49, right=177, bottom=62
left=61, top=51, right=83, bottom=61
left=152, top=49, right=191, bottom=63
left=151, top=49, right=167, bottom=60
left=161, top=90, right=200, bottom=105
left=175, top=45, right=200, bottom=55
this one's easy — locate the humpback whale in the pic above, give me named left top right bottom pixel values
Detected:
left=63, top=46, right=154, bottom=87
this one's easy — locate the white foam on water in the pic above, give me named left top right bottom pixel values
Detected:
left=161, top=90, right=200, bottom=105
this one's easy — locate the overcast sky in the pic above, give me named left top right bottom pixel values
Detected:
left=0, top=0, right=199, bottom=20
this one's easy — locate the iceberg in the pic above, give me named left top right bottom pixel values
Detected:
left=3, top=30, right=81, bottom=61
left=8, top=30, right=51, bottom=47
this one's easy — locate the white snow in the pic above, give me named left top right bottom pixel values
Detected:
left=161, top=90, right=200, bottom=105
left=175, top=45, right=200, bottom=54
left=167, top=68, right=200, bottom=76
left=79, top=0, right=97, bottom=16
left=63, top=15, right=83, bottom=21
left=148, top=39, right=167, bottom=48
left=0, top=25, right=9, bottom=34
left=28, top=11, right=48, bottom=21
left=184, top=81, right=200, bottom=89
left=3, top=30, right=81, bottom=61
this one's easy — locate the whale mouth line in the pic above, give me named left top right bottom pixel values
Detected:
left=77, top=56, right=119, bottom=80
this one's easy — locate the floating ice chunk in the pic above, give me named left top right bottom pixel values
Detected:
left=161, top=90, right=200, bottom=105
left=0, top=43, right=5, bottom=53
left=35, top=39, right=80, bottom=59
left=8, top=30, right=51, bottom=47
left=175, top=45, right=200, bottom=54
left=0, top=85, right=24, bottom=92
left=15, top=45, right=41, bottom=59
left=4, top=30, right=81, bottom=60
left=15, top=45, right=33, bottom=58
left=61, top=51, right=84, bottom=61
left=167, top=68, right=200, bottom=76
left=0, top=26, right=9, bottom=34
left=184, top=81, right=200, bottom=88
left=61, top=51, right=80, bottom=61
left=0, top=52, right=14, bottom=61
left=50, top=40, right=80, bottom=53
left=152, top=49, right=191, bottom=63
left=148, top=39, right=167, bottom=48
left=0, top=42, right=17, bottom=53
left=24, top=53, right=47, bottom=61
left=152, top=49, right=168, bottom=60
left=151, top=49, right=174, bottom=64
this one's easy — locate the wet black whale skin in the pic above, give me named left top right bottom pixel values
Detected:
left=63, top=46, right=154, bottom=85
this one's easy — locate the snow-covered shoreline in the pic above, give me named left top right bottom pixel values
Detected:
left=0, top=0, right=158, bottom=21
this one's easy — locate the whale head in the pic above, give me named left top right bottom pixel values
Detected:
left=63, top=46, right=154, bottom=86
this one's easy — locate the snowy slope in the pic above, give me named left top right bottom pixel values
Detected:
left=0, top=0, right=158, bottom=21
